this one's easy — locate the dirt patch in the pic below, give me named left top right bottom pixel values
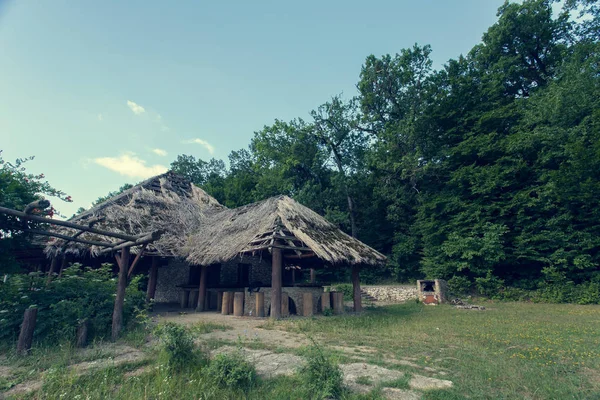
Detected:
left=155, top=311, right=311, bottom=349
left=124, top=366, right=150, bottom=378
left=0, top=367, right=12, bottom=379
left=71, top=346, right=146, bottom=374
left=381, top=388, right=421, bottom=400
left=341, top=362, right=405, bottom=392
left=582, top=367, right=600, bottom=389
left=409, top=375, right=453, bottom=390
left=2, top=380, right=43, bottom=398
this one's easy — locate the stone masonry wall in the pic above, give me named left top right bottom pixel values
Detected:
left=154, top=258, right=189, bottom=303
left=220, top=256, right=272, bottom=286
left=362, top=286, right=417, bottom=303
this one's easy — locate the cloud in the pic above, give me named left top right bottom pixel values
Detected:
left=97, top=113, right=103, bottom=121
left=94, top=153, right=168, bottom=178
left=152, top=148, right=168, bottom=156
left=185, top=138, right=215, bottom=155
left=127, top=100, right=145, bottom=115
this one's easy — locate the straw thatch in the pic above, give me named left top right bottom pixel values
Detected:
left=184, top=195, right=387, bottom=266
left=45, top=171, right=225, bottom=257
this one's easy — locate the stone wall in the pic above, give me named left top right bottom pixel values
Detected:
left=220, top=256, right=272, bottom=286
left=362, top=286, right=417, bottom=303
left=154, top=258, right=189, bottom=303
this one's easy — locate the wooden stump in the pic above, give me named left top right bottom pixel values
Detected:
left=180, top=290, right=190, bottom=309
left=255, top=292, right=265, bottom=317
left=76, top=320, right=88, bottom=348
left=321, top=292, right=331, bottom=312
left=281, top=293, right=290, bottom=317
left=17, top=308, right=37, bottom=355
left=303, top=293, right=314, bottom=317
left=221, top=292, right=231, bottom=315
left=216, top=291, right=223, bottom=312
left=188, top=290, right=199, bottom=309
left=228, top=292, right=234, bottom=314
left=332, top=292, right=344, bottom=314
left=233, top=292, right=245, bottom=316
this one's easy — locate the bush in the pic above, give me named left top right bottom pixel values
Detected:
left=154, top=322, right=198, bottom=370
left=208, top=350, right=257, bottom=390
left=474, top=272, right=505, bottom=298
left=331, top=283, right=353, bottom=301
left=0, top=264, right=146, bottom=343
left=447, top=276, right=472, bottom=296
left=298, top=342, right=343, bottom=399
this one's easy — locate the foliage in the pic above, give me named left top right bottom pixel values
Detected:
left=0, top=151, right=71, bottom=273
left=0, top=264, right=146, bottom=343
left=331, top=283, right=354, bottom=301
left=447, top=276, right=472, bottom=296
left=207, top=349, right=257, bottom=391
left=297, top=341, right=344, bottom=399
left=154, top=322, right=200, bottom=370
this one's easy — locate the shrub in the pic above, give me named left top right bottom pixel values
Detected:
left=331, top=283, right=353, bottom=301
left=154, top=322, right=198, bottom=370
left=0, top=264, right=146, bottom=343
left=298, top=342, right=343, bottom=399
left=447, top=276, right=472, bottom=296
left=474, top=272, right=505, bottom=298
left=208, top=350, right=257, bottom=390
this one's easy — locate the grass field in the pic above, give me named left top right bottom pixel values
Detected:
left=1, top=301, right=599, bottom=399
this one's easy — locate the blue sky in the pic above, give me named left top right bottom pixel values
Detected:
left=0, top=0, right=505, bottom=217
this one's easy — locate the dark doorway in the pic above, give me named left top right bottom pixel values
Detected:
left=237, top=263, right=250, bottom=287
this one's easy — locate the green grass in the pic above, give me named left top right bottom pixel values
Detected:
left=189, top=321, right=233, bottom=334
left=2, top=301, right=599, bottom=399
left=273, top=301, right=600, bottom=399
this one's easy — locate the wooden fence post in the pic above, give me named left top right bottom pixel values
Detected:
left=17, top=307, right=38, bottom=355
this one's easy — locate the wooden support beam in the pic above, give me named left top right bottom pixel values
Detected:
left=233, top=292, right=244, bottom=316
left=111, top=247, right=130, bottom=341
left=127, top=243, right=147, bottom=278
left=221, top=292, right=231, bottom=315
left=303, top=293, right=314, bottom=317
left=59, top=217, right=105, bottom=251
left=18, top=228, right=115, bottom=247
left=352, top=265, right=362, bottom=313
left=310, top=268, right=316, bottom=283
left=146, top=257, right=159, bottom=303
left=270, top=243, right=283, bottom=319
left=321, top=292, right=331, bottom=312
left=97, top=231, right=161, bottom=255
left=242, top=244, right=312, bottom=254
left=196, top=265, right=208, bottom=312
left=332, top=292, right=344, bottom=314
left=0, top=206, right=141, bottom=242
left=281, top=292, right=289, bottom=317
left=58, top=256, right=68, bottom=278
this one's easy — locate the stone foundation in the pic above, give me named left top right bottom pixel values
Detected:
left=154, top=258, right=188, bottom=303
left=362, top=286, right=418, bottom=302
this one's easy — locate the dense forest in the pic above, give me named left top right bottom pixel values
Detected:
left=166, top=0, right=600, bottom=295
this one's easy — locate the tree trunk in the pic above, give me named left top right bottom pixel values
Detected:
left=46, top=256, right=58, bottom=285
left=111, top=247, right=130, bottom=341
left=352, top=265, right=362, bottom=312
left=76, top=320, right=88, bottom=348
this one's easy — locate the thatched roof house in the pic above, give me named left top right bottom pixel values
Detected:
left=184, top=195, right=387, bottom=267
left=45, top=171, right=225, bottom=257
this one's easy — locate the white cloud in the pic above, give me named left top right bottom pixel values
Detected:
left=152, top=148, right=168, bottom=156
left=185, top=138, right=215, bottom=155
left=97, top=113, right=103, bottom=121
left=127, top=100, right=145, bottom=115
left=94, top=153, right=168, bottom=178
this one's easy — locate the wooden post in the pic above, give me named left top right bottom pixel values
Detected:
left=76, top=320, right=88, bottom=348
left=233, top=292, right=244, bottom=316
left=146, top=257, right=159, bottom=303
left=303, top=293, right=314, bottom=317
left=58, top=256, right=68, bottom=278
left=217, top=291, right=223, bottom=312
left=310, top=268, right=316, bottom=284
left=332, top=292, right=344, bottom=314
left=228, top=292, right=234, bottom=314
left=221, top=292, right=231, bottom=315
left=255, top=292, right=265, bottom=317
left=17, top=308, right=37, bottom=355
left=271, top=244, right=283, bottom=319
left=321, top=292, right=331, bottom=312
left=180, top=290, right=190, bottom=309
left=46, top=256, right=58, bottom=285
left=111, top=247, right=130, bottom=341
left=352, top=265, right=362, bottom=312
left=196, top=265, right=208, bottom=312
left=281, top=292, right=290, bottom=317
left=188, top=290, right=198, bottom=308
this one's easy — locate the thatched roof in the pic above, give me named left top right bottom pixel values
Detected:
left=45, top=171, right=225, bottom=257
left=184, top=195, right=387, bottom=267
